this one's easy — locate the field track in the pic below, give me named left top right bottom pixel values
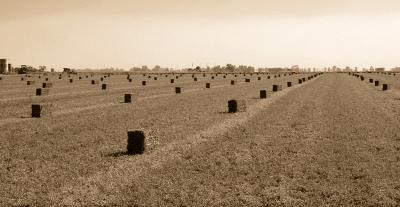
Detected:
left=1, top=73, right=400, bottom=206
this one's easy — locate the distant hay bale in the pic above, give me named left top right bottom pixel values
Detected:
left=203, top=74, right=206, bottom=77
left=272, top=85, right=282, bottom=92
left=91, top=80, right=99, bottom=84
left=234, top=75, right=237, bottom=77
left=124, top=94, right=132, bottom=103
left=231, top=80, right=235, bottom=85
left=59, top=76, right=62, bottom=79
left=102, top=84, right=107, bottom=90
left=175, top=87, right=181, bottom=94
left=142, top=81, right=146, bottom=86
left=223, top=75, right=226, bottom=78
left=194, top=77, right=197, bottom=81
left=375, top=81, right=379, bottom=86
left=260, top=90, right=267, bottom=99
left=42, top=82, right=53, bottom=88
left=100, top=77, right=104, bottom=81
left=211, top=76, right=214, bottom=79
left=245, top=78, right=250, bottom=83
left=128, top=78, right=132, bottom=82
left=206, top=83, right=210, bottom=88
left=27, top=81, right=35, bottom=85
left=302, top=78, right=306, bottom=82
left=287, top=82, right=292, bottom=87
left=154, top=77, right=157, bottom=80
left=36, top=88, right=49, bottom=96
left=170, top=79, right=174, bottom=83
left=258, top=77, right=261, bottom=80
left=127, top=131, right=145, bottom=155
left=267, top=76, right=270, bottom=79
left=31, top=104, right=42, bottom=118
left=69, top=79, right=73, bottom=83
left=360, top=76, right=364, bottom=81
left=228, top=99, right=246, bottom=113
left=21, top=77, right=25, bottom=81
left=79, top=77, right=82, bottom=80
left=369, top=79, right=373, bottom=83
left=45, top=78, right=49, bottom=81
left=382, top=84, right=389, bottom=91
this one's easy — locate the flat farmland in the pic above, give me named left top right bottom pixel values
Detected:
left=1, top=72, right=399, bottom=206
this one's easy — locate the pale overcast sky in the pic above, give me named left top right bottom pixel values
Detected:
left=1, top=0, right=400, bottom=70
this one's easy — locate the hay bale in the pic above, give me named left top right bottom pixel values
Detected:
left=100, top=77, right=104, bottom=81
left=69, top=79, right=73, bottom=83
left=102, top=84, right=107, bottom=90
left=245, top=78, right=250, bottom=83
left=287, top=82, right=292, bottom=87
left=59, top=76, right=62, bottom=79
left=360, top=76, right=364, bottom=81
left=206, top=83, right=211, bottom=88
left=231, top=80, right=235, bottom=85
left=31, top=104, right=42, bottom=118
left=128, top=78, right=132, bottom=82
left=27, top=81, right=35, bottom=85
left=127, top=130, right=145, bottom=155
left=260, top=90, right=267, bottom=99
left=258, top=77, right=261, bottom=80
left=382, top=84, right=389, bottom=91
left=142, top=81, right=146, bottom=86
left=45, top=78, right=49, bottom=81
left=298, top=79, right=303, bottom=84
left=223, top=75, right=226, bottom=78
left=375, top=81, right=379, bottom=86
left=91, top=80, right=99, bottom=84
left=170, top=79, right=174, bottom=83
left=194, top=77, right=197, bottom=81
left=124, top=94, right=132, bottom=103
left=154, top=77, right=157, bottom=81
left=36, top=88, right=50, bottom=96
left=369, top=79, right=373, bottom=83
left=42, top=82, right=53, bottom=88
left=228, top=99, right=246, bottom=113
left=267, top=76, right=270, bottom=79
left=273, top=85, right=282, bottom=92
left=21, top=77, right=25, bottom=81
left=302, top=78, right=306, bottom=82
left=211, top=76, right=214, bottom=79
left=175, top=87, right=181, bottom=94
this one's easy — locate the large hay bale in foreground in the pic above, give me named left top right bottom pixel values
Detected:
left=260, top=90, right=267, bottom=99
left=124, top=94, right=132, bottom=103
left=228, top=99, right=246, bottom=113
left=127, top=130, right=145, bottom=155
left=31, top=104, right=42, bottom=118
left=175, top=87, right=181, bottom=94
left=382, top=84, right=389, bottom=91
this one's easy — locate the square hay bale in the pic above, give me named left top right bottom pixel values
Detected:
left=31, top=104, right=42, bottom=118
left=234, top=75, right=237, bottom=77
left=375, top=81, right=379, bottom=86
left=69, top=79, right=73, bottom=83
left=91, top=80, right=100, bottom=84
left=170, top=79, right=174, bottom=83
left=175, top=87, right=181, bottom=94
left=231, top=80, right=235, bottom=85
left=360, top=76, right=364, bottom=81
left=260, top=90, right=267, bottom=99
left=203, top=74, right=206, bottom=77
left=206, top=83, right=211, bottom=88
left=176, top=76, right=179, bottom=79
left=287, top=82, right=292, bottom=87
left=308, top=77, right=311, bottom=80
left=228, top=99, right=246, bottom=113
left=194, top=77, right=197, bottom=81
left=59, top=76, right=62, bottom=79
left=127, top=131, right=145, bottom=155
left=42, top=82, right=53, bottom=88
left=273, top=85, right=282, bottom=92
left=102, top=84, right=107, bottom=90
left=45, top=78, right=49, bottom=81
left=369, top=79, right=374, bottom=83
left=124, top=94, right=132, bottom=103
left=142, top=81, right=146, bottom=86
left=79, top=76, right=82, bottom=80
left=267, top=76, right=270, bottom=79
left=211, top=76, right=214, bottom=79
left=382, top=84, right=389, bottom=91
left=128, top=78, right=132, bottom=82
left=245, top=78, right=250, bottom=83
left=302, top=78, right=306, bottom=82
left=154, top=77, right=157, bottom=80
left=258, top=77, right=261, bottom=80
left=223, top=75, right=226, bottom=78
left=100, top=77, right=104, bottom=81
left=27, top=81, right=35, bottom=85
left=36, top=88, right=50, bottom=96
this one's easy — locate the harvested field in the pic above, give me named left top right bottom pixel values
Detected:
left=1, top=72, right=400, bottom=206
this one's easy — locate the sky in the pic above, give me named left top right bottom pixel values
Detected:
left=0, top=0, right=400, bottom=71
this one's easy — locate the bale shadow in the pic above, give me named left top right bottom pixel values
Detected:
left=104, top=150, right=130, bottom=157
